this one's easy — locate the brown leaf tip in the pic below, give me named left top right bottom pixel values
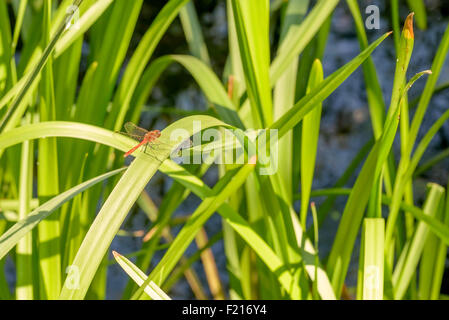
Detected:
left=403, top=12, right=415, bottom=39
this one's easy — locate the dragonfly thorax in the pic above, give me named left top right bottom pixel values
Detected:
left=145, top=130, right=161, bottom=140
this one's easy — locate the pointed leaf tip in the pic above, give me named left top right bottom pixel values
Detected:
left=404, top=13, right=415, bottom=39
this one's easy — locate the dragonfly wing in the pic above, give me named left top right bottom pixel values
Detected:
left=139, top=141, right=170, bottom=163
left=147, top=139, right=192, bottom=164
left=116, top=130, right=145, bottom=141
left=152, top=138, right=192, bottom=150
left=124, top=122, right=149, bottom=138
left=150, top=138, right=193, bottom=156
left=147, top=140, right=175, bottom=153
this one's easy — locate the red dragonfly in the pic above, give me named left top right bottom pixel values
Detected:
left=120, top=122, right=162, bottom=158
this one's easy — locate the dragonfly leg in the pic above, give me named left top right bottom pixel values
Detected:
left=147, top=143, right=165, bottom=163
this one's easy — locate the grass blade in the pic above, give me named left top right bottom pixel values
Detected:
left=15, top=114, right=34, bottom=299
left=179, top=1, right=210, bottom=65
left=361, top=218, right=384, bottom=300
left=132, top=159, right=257, bottom=300
left=113, top=251, right=171, bottom=300
left=11, top=0, right=28, bottom=54
left=270, top=0, right=339, bottom=85
left=0, top=0, right=83, bottom=132
left=270, top=31, right=391, bottom=138
left=54, top=0, right=114, bottom=57
left=107, top=0, right=190, bottom=131
left=273, top=0, right=309, bottom=202
left=230, top=0, right=272, bottom=127
left=157, top=159, right=336, bottom=300
left=392, top=183, right=444, bottom=299
left=59, top=116, right=228, bottom=299
left=37, top=0, right=62, bottom=299
left=406, top=0, right=427, bottom=29
left=0, top=168, right=125, bottom=261
left=300, top=59, right=323, bottom=228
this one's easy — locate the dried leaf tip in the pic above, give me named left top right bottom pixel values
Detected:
left=403, top=12, right=415, bottom=39
left=112, top=250, right=120, bottom=258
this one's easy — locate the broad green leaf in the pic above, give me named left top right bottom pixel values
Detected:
left=152, top=159, right=336, bottom=300
left=59, top=116, right=229, bottom=299
left=132, top=160, right=256, bottom=300
left=360, top=218, right=385, bottom=300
